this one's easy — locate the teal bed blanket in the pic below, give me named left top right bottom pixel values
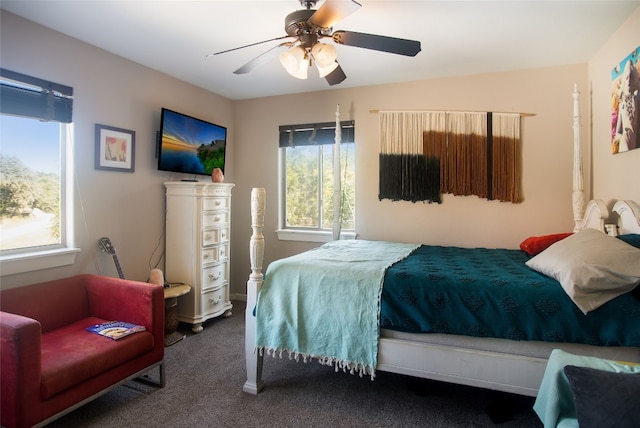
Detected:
left=381, top=245, right=640, bottom=346
left=255, top=240, right=419, bottom=378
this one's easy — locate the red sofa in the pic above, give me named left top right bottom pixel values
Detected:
left=0, top=274, right=165, bottom=428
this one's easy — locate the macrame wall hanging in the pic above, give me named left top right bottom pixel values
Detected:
left=379, top=110, right=524, bottom=203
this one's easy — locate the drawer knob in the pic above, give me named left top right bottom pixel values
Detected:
left=209, top=295, right=222, bottom=304
left=205, top=234, right=212, bottom=240
left=203, top=253, right=209, bottom=259
left=208, top=273, right=221, bottom=281
left=215, top=201, right=221, bottom=206
left=215, top=216, right=221, bottom=222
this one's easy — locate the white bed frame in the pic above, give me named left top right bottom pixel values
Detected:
left=243, top=87, right=640, bottom=396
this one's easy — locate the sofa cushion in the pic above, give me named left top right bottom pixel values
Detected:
left=1, top=276, right=91, bottom=333
left=40, top=317, right=154, bottom=399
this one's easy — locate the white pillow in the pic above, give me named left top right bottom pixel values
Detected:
left=526, top=228, right=640, bottom=314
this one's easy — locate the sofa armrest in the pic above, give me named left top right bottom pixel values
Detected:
left=0, top=311, right=43, bottom=428
left=82, top=274, right=164, bottom=347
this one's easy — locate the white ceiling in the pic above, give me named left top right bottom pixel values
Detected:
left=2, top=1, right=638, bottom=100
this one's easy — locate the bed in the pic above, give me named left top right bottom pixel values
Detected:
left=243, top=88, right=640, bottom=397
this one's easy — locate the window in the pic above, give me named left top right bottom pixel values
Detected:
left=0, top=68, right=78, bottom=275
left=278, top=121, right=355, bottom=242
left=1, top=116, right=62, bottom=250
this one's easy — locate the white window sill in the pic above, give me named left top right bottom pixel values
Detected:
left=276, top=229, right=356, bottom=243
left=0, top=247, right=80, bottom=276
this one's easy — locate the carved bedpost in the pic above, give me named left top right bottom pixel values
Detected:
left=332, top=104, right=342, bottom=241
left=249, top=188, right=265, bottom=280
left=572, top=84, right=586, bottom=231
left=243, top=187, right=265, bottom=394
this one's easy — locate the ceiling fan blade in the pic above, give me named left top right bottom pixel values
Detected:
left=325, top=63, right=347, bottom=86
left=333, top=30, right=421, bottom=56
left=206, top=35, right=292, bottom=57
left=309, top=0, right=362, bottom=29
left=233, top=43, right=290, bottom=75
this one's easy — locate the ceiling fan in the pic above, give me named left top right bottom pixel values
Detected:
left=207, top=0, right=421, bottom=86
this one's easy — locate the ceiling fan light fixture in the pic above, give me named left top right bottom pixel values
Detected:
left=279, top=46, right=309, bottom=79
left=311, top=42, right=337, bottom=68
left=317, top=60, right=339, bottom=78
left=292, top=57, right=309, bottom=79
left=279, top=46, right=304, bottom=71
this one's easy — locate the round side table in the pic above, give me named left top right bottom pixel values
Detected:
left=163, top=283, right=191, bottom=346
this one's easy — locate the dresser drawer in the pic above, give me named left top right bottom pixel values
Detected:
left=201, top=248, right=216, bottom=265
left=217, top=243, right=229, bottom=261
left=202, top=211, right=229, bottom=227
left=202, top=227, right=229, bottom=247
left=202, top=197, right=229, bottom=211
left=201, top=243, right=229, bottom=265
left=202, top=262, right=228, bottom=290
left=202, top=286, right=228, bottom=315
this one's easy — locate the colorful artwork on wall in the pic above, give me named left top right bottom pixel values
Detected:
left=611, top=45, right=640, bottom=154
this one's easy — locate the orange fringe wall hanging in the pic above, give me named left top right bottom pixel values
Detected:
left=379, top=111, right=522, bottom=203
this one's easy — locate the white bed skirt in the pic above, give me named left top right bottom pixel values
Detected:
left=378, top=330, right=640, bottom=397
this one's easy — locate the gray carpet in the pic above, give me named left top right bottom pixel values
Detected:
left=47, top=301, right=543, bottom=427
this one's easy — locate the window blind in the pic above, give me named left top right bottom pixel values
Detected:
left=0, top=68, right=73, bottom=123
left=279, top=120, right=355, bottom=147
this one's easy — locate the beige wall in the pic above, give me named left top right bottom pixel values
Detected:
left=0, top=12, right=234, bottom=289
left=2, top=8, right=638, bottom=298
left=588, top=7, right=640, bottom=206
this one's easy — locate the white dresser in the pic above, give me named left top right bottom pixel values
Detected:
left=164, top=182, right=234, bottom=333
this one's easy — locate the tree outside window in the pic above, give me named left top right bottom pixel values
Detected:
left=280, top=120, right=355, bottom=239
left=0, top=115, right=62, bottom=251
left=284, top=142, right=355, bottom=231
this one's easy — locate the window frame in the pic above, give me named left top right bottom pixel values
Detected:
left=0, top=69, right=79, bottom=276
left=276, top=121, right=356, bottom=243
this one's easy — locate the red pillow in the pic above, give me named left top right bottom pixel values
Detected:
left=519, top=232, right=573, bottom=256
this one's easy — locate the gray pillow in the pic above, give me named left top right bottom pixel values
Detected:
left=564, top=365, right=640, bottom=428
left=526, top=228, right=640, bottom=314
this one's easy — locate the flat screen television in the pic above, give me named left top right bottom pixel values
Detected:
left=158, top=108, right=227, bottom=177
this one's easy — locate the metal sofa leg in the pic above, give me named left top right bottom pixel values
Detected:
left=135, top=361, right=165, bottom=388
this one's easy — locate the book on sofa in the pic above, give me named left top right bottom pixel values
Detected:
left=86, top=321, right=146, bottom=340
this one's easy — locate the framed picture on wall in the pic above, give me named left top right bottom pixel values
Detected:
left=95, top=124, right=135, bottom=172
left=611, top=45, right=640, bottom=154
